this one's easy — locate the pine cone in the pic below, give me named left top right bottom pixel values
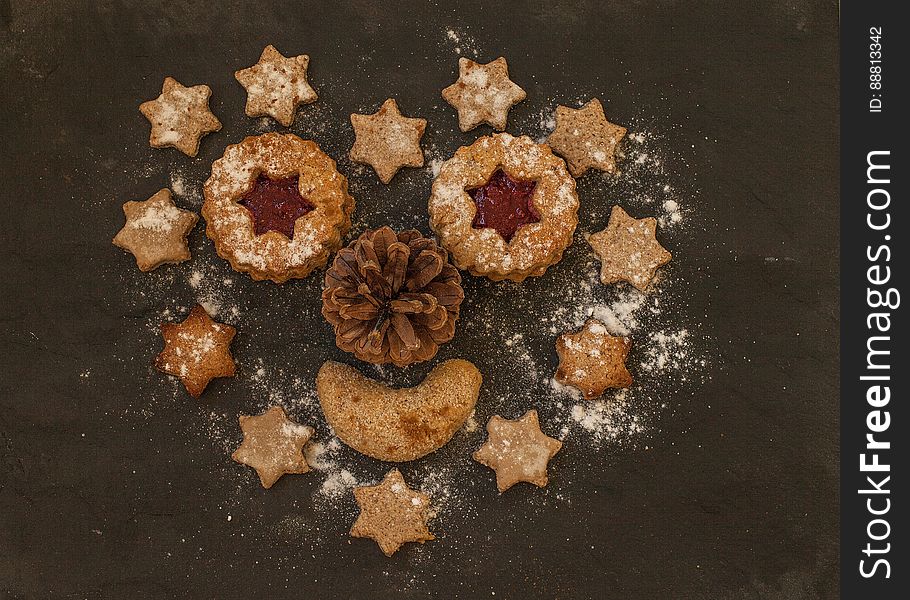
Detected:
left=322, top=227, right=464, bottom=367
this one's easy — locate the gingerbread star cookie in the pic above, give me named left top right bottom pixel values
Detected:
left=139, top=77, right=222, bottom=157
left=473, top=410, right=562, bottom=493
left=112, top=188, right=198, bottom=271
left=546, top=98, right=627, bottom=177
left=349, top=98, right=427, bottom=184
left=231, top=406, right=314, bottom=489
left=154, top=304, right=236, bottom=398
left=442, top=57, right=526, bottom=131
left=234, top=45, right=317, bottom=127
left=555, top=319, right=633, bottom=400
left=588, top=205, right=672, bottom=291
left=350, top=469, right=434, bottom=556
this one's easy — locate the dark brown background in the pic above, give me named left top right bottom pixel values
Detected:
left=0, top=1, right=839, bottom=598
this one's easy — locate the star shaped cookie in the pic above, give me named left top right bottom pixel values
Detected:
left=473, top=410, right=562, bottom=492
left=349, top=98, right=427, bottom=184
left=235, top=45, right=317, bottom=127
left=139, top=77, right=221, bottom=157
left=154, top=304, right=236, bottom=398
left=112, top=189, right=198, bottom=272
left=555, top=319, right=633, bottom=400
left=231, top=406, right=314, bottom=489
left=350, top=469, right=434, bottom=556
left=442, top=57, right=526, bottom=131
left=546, top=98, right=627, bottom=177
left=588, top=205, right=672, bottom=291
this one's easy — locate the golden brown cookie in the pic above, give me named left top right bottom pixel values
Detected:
left=112, top=188, right=197, bottom=271
left=202, top=133, right=355, bottom=283
left=428, top=133, right=579, bottom=282
left=555, top=319, right=632, bottom=400
left=588, top=205, right=672, bottom=291
left=316, top=359, right=481, bottom=462
left=349, top=98, right=427, bottom=184
left=350, top=469, right=434, bottom=556
left=546, top=98, right=627, bottom=177
left=234, top=45, right=317, bottom=127
left=139, top=77, right=221, bottom=157
left=473, top=410, right=562, bottom=492
left=442, top=57, right=526, bottom=131
left=231, top=406, right=314, bottom=489
left=155, top=304, right=237, bottom=398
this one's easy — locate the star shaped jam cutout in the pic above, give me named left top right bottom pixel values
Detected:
left=234, top=44, right=317, bottom=127
left=442, top=57, right=526, bottom=132
left=112, top=188, right=198, bottom=271
left=473, top=409, right=562, bottom=493
left=139, top=77, right=222, bottom=157
left=588, top=205, right=672, bottom=291
left=349, top=98, right=427, bottom=184
left=350, top=469, right=434, bottom=556
left=231, top=406, right=314, bottom=489
left=154, top=304, right=236, bottom=398
left=546, top=98, right=627, bottom=177
left=468, top=169, right=539, bottom=242
left=238, top=174, right=314, bottom=239
left=555, top=319, right=632, bottom=400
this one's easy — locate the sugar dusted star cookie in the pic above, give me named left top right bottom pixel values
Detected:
left=231, top=406, right=314, bottom=489
left=588, top=205, right=672, bottom=291
left=139, top=77, right=221, bottom=157
left=546, top=98, right=627, bottom=177
left=113, top=188, right=198, bottom=271
left=442, top=57, right=526, bottom=131
left=473, top=409, right=562, bottom=493
left=349, top=98, right=427, bottom=184
left=235, top=45, right=317, bottom=127
left=350, top=469, right=434, bottom=556
left=555, top=319, right=632, bottom=400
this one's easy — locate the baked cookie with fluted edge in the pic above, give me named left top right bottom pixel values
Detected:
left=428, top=133, right=579, bottom=282
left=202, top=132, right=355, bottom=283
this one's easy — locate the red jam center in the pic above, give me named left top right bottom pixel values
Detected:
left=239, top=174, right=314, bottom=239
left=468, top=169, right=539, bottom=242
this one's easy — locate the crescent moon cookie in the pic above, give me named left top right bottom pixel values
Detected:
left=202, top=133, right=355, bottom=283
left=316, top=359, right=482, bottom=462
left=428, top=133, right=579, bottom=282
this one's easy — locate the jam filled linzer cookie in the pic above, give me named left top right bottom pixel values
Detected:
left=112, top=188, right=198, bottom=272
left=154, top=304, right=236, bottom=398
left=231, top=406, right=314, bottom=489
left=202, top=133, right=355, bottom=283
left=588, top=205, right=672, bottom=291
left=316, top=359, right=481, bottom=462
left=234, top=45, right=317, bottom=127
left=139, top=77, right=222, bottom=157
left=546, top=98, right=627, bottom=177
left=349, top=98, right=427, bottom=184
left=555, top=319, right=633, bottom=400
left=428, top=133, right=579, bottom=282
left=350, top=469, right=434, bottom=556
left=322, top=227, right=464, bottom=367
left=442, top=57, right=526, bottom=132
left=473, top=410, right=562, bottom=493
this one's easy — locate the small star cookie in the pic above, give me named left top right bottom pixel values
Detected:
left=139, top=77, right=221, bottom=157
left=231, top=406, right=314, bottom=489
left=234, top=45, right=317, bottom=127
left=350, top=469, right=434, bottom=556
left=546, top=98, right=627, bottom=177
left=442, top=57, right=526, bottom=131
left=154, top=304, right=236, bottom=398
left=588, top=205, right=672, bottom=291
left=349, top=98, right=427, bottom=184
left=473, top=410, right=562, bottom=492
left=555, top=319, right=632, bottom=400
left=112, top=189, right=198, bottom=271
